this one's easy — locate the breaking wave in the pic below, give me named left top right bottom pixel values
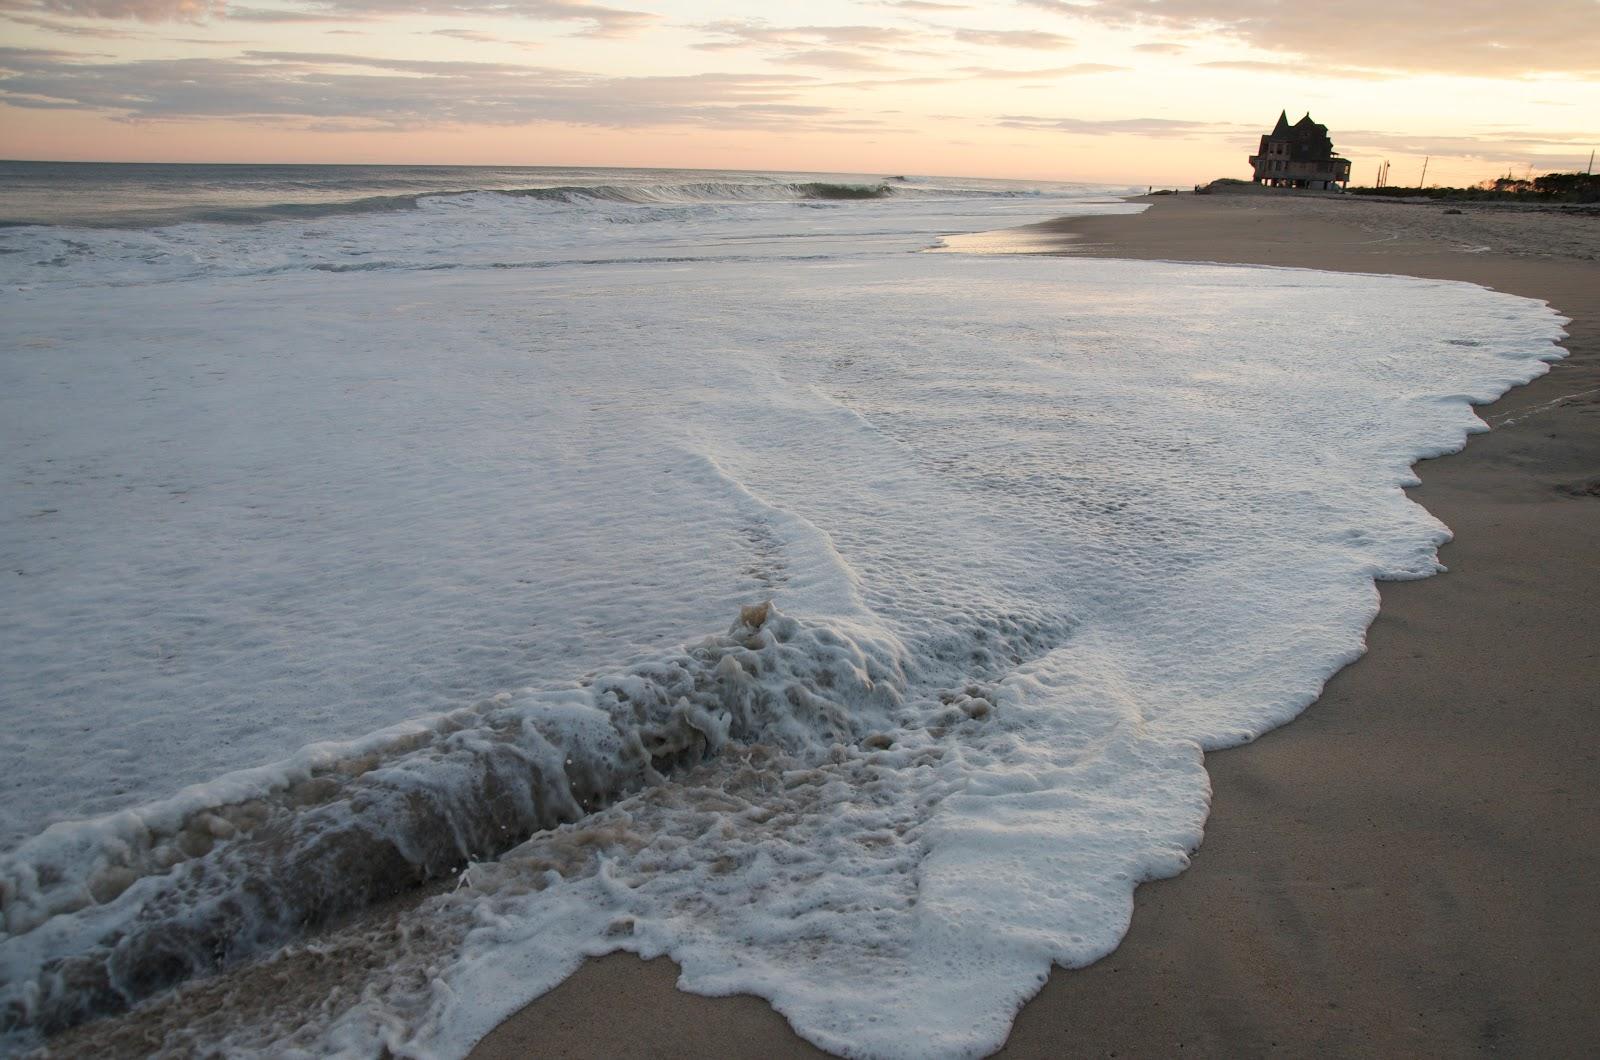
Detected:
left=504, top=180, right=897, bottom=205
left=0, top=174, right=1133, bottom=290
left=0, top=602, right=1067, bottom=1039
left=179, top=181, right=904, bottom=227
left=0, top=177, right=1050, bottom=231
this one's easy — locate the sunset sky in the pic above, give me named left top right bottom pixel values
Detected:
left=2, top=0, right=1596, bottom=186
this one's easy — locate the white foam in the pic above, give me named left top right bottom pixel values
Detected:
left=0, top=192, right=1569, bottom=1056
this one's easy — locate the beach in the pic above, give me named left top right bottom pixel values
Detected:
left=8, top=181, right=1592, bottom=1059
left=472, top=193, right=1600, bottom=1058
left=8, top=0, right=1600, bottom=1045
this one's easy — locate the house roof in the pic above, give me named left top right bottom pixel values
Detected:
left=1265, top=111, right=1329, bottom=140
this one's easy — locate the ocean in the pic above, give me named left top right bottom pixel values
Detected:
left=0, top=163, right=1568, bottom=1056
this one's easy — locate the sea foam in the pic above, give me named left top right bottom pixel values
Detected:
left=0, top=186, right=1569, bottom=1056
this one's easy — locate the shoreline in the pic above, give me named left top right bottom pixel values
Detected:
left=472, top=194, right=1600, bottom=1057
left=33, top=193, right=1596, bottom=1059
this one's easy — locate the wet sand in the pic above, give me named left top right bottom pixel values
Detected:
left=473, top=194, right=1600, bottom=1058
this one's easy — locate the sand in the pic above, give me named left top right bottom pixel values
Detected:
left=471, top=193, right=1600, bottom=1058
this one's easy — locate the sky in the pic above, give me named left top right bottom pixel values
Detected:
left=2, top=0, right=1597, bottom=186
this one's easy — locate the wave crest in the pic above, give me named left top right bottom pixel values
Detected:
left=0, top=177, right=1048, bottom=230
left=0, top=604, right=914, bottom=1038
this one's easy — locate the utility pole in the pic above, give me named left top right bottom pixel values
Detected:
left=1588, top=148, right=1595, bottom=175
left=1419, top=156, right=1429, bottom=188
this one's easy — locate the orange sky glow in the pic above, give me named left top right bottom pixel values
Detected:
left=2, top=0, right=1596, bottom=187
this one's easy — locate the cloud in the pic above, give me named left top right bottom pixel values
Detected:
left=0, top=45, right=884, bottom=131
left=825, top=61, right=1121, bottom=89
left=690, top=20, right=928, bottom=72
left=950, top=28, right=1072, bottom=49
left=432, top=27, right=501, bottom=41
left=9, top=0, right=657, bottom=35
left=960, top=62, right=1122, bottom=79
left=1036, top=0, right=1600, bottom=77
left=775, top=48, right=895, bottom=71
left=0, top=43, right=82, bottom=61
left=429, top=26, right=538, bottom=47
left=23, top=0, right=221, bottom=21
left=823, top=73, right=961, bottom=89
left=995, top=114, right=1247, bottom=137
left=1336, top=127, right=1600, bottom=161
left=1016, top=0, right=1094, bottom=12
left=1196, top=60, right=1393, bottom=82
left=225, top=7, right=359, bottom=21
left=1132, top=42, right=1185, bottom=55
left=694, top=21, right=916, bottom=50
left=728, top=103, right=834, bottom=116
left=0, top=10, right=141, bottom=33
left=689, top=17, right=1082, bottom=71
left=873, top=1, right=971, bottom=9
left=242, top=49, right=544, bottom=73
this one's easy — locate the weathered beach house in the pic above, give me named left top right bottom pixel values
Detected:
left=1249, top=111, right=1351, bottom=190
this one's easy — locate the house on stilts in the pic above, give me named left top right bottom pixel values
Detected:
left=1248, top=111, right=1351, bottom=190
